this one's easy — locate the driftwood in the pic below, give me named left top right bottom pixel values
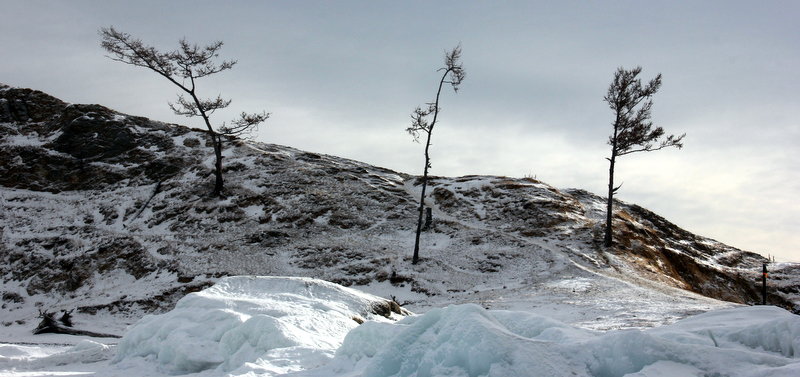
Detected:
left=33, top=309, right=121, bottom=338
left=59, top=309, right=74, bottom=327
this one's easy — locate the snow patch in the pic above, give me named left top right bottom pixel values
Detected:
left=0, top=340, right=112, bottom=370
left=1, top=134, right=46, bottom=147
left=547, top=277, right=593, bottom=293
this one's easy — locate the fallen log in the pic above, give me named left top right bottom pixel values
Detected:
left=33, top=310, right=121, bottom=338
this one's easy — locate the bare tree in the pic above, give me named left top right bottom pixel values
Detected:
left=100, top=26, right=269, bottom=197
left=407, top=45, right=466, bottom=265
left=603, top=66, right=685, bottom=247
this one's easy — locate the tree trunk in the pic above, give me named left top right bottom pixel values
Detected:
left=212, top=133, right=224, bottom=197
left=190, top=89, right=225, bottom=198
left=604, top=153, right=616, bottom=247
left=412, top=135, right=432, bottom=265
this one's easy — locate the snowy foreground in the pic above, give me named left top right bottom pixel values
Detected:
left=2, top=277, right=799, bottom=377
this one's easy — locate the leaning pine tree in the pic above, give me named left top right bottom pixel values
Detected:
left=100, top=26, right=269, bottom=197
left=603, top=66, right=685, bottom=247
left=406, top=45, right=465, bottom=265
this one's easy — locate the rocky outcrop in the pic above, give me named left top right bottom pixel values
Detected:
left=0, top=84, right=67, bottom=124
left=0, top=84, right=198, bottom=192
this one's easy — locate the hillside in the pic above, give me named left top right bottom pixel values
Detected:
left=1, top=84, right=797, bottom=335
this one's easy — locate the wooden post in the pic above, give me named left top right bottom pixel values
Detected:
left=762, top=263, right=768, bottom=305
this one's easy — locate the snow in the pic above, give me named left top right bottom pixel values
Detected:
left=315, top=304, right=588, bottom=376
left=0, top=340, right=113, bottom=372
left=299, top=304, right=800, bottom=377
left=3, top=277, right=800, bottom=377
left=112, top=276, right=406, bottom=375
left=0, top=134, right=46, bottom=147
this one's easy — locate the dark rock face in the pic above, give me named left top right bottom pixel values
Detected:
left=51, top=106, right=138, bottom=160
left=0, top=146, right=127, bottom=192
left=0, top=84, right=67, bottom=124
left=0, top=85, right=197, bottom=192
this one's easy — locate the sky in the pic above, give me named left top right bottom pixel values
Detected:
left=2, top=1, right=798, bottom=262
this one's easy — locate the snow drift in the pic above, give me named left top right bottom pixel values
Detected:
left=112, top=276, right=407, bottom=375
left=301, top=304, right=800, bottom=377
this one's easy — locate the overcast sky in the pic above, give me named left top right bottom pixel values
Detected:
left=2, top=1, right=798, bottom=261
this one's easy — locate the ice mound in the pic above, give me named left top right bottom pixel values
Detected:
left=112, top=276, right=405, bottom=375
left=308, top=305, right=800, bottom=377
left=329, top=304, right=590, bottom=376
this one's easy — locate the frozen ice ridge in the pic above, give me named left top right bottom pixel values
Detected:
left=112, top=276, right=407, bottom=375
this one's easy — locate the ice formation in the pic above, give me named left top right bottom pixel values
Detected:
left=301, top=304, right=800, bottom=377
left=112, top=276, right=405, bottom=375
left=8, top=277, right=800, bottom=376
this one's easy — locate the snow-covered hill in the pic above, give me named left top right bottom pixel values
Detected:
left=1, top=83, right=797, bottom=338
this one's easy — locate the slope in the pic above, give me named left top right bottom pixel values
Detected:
left=1, top=84, right=796, bottom=338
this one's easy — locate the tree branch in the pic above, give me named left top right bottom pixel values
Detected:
left=219, top=111, right=270, bottom=137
